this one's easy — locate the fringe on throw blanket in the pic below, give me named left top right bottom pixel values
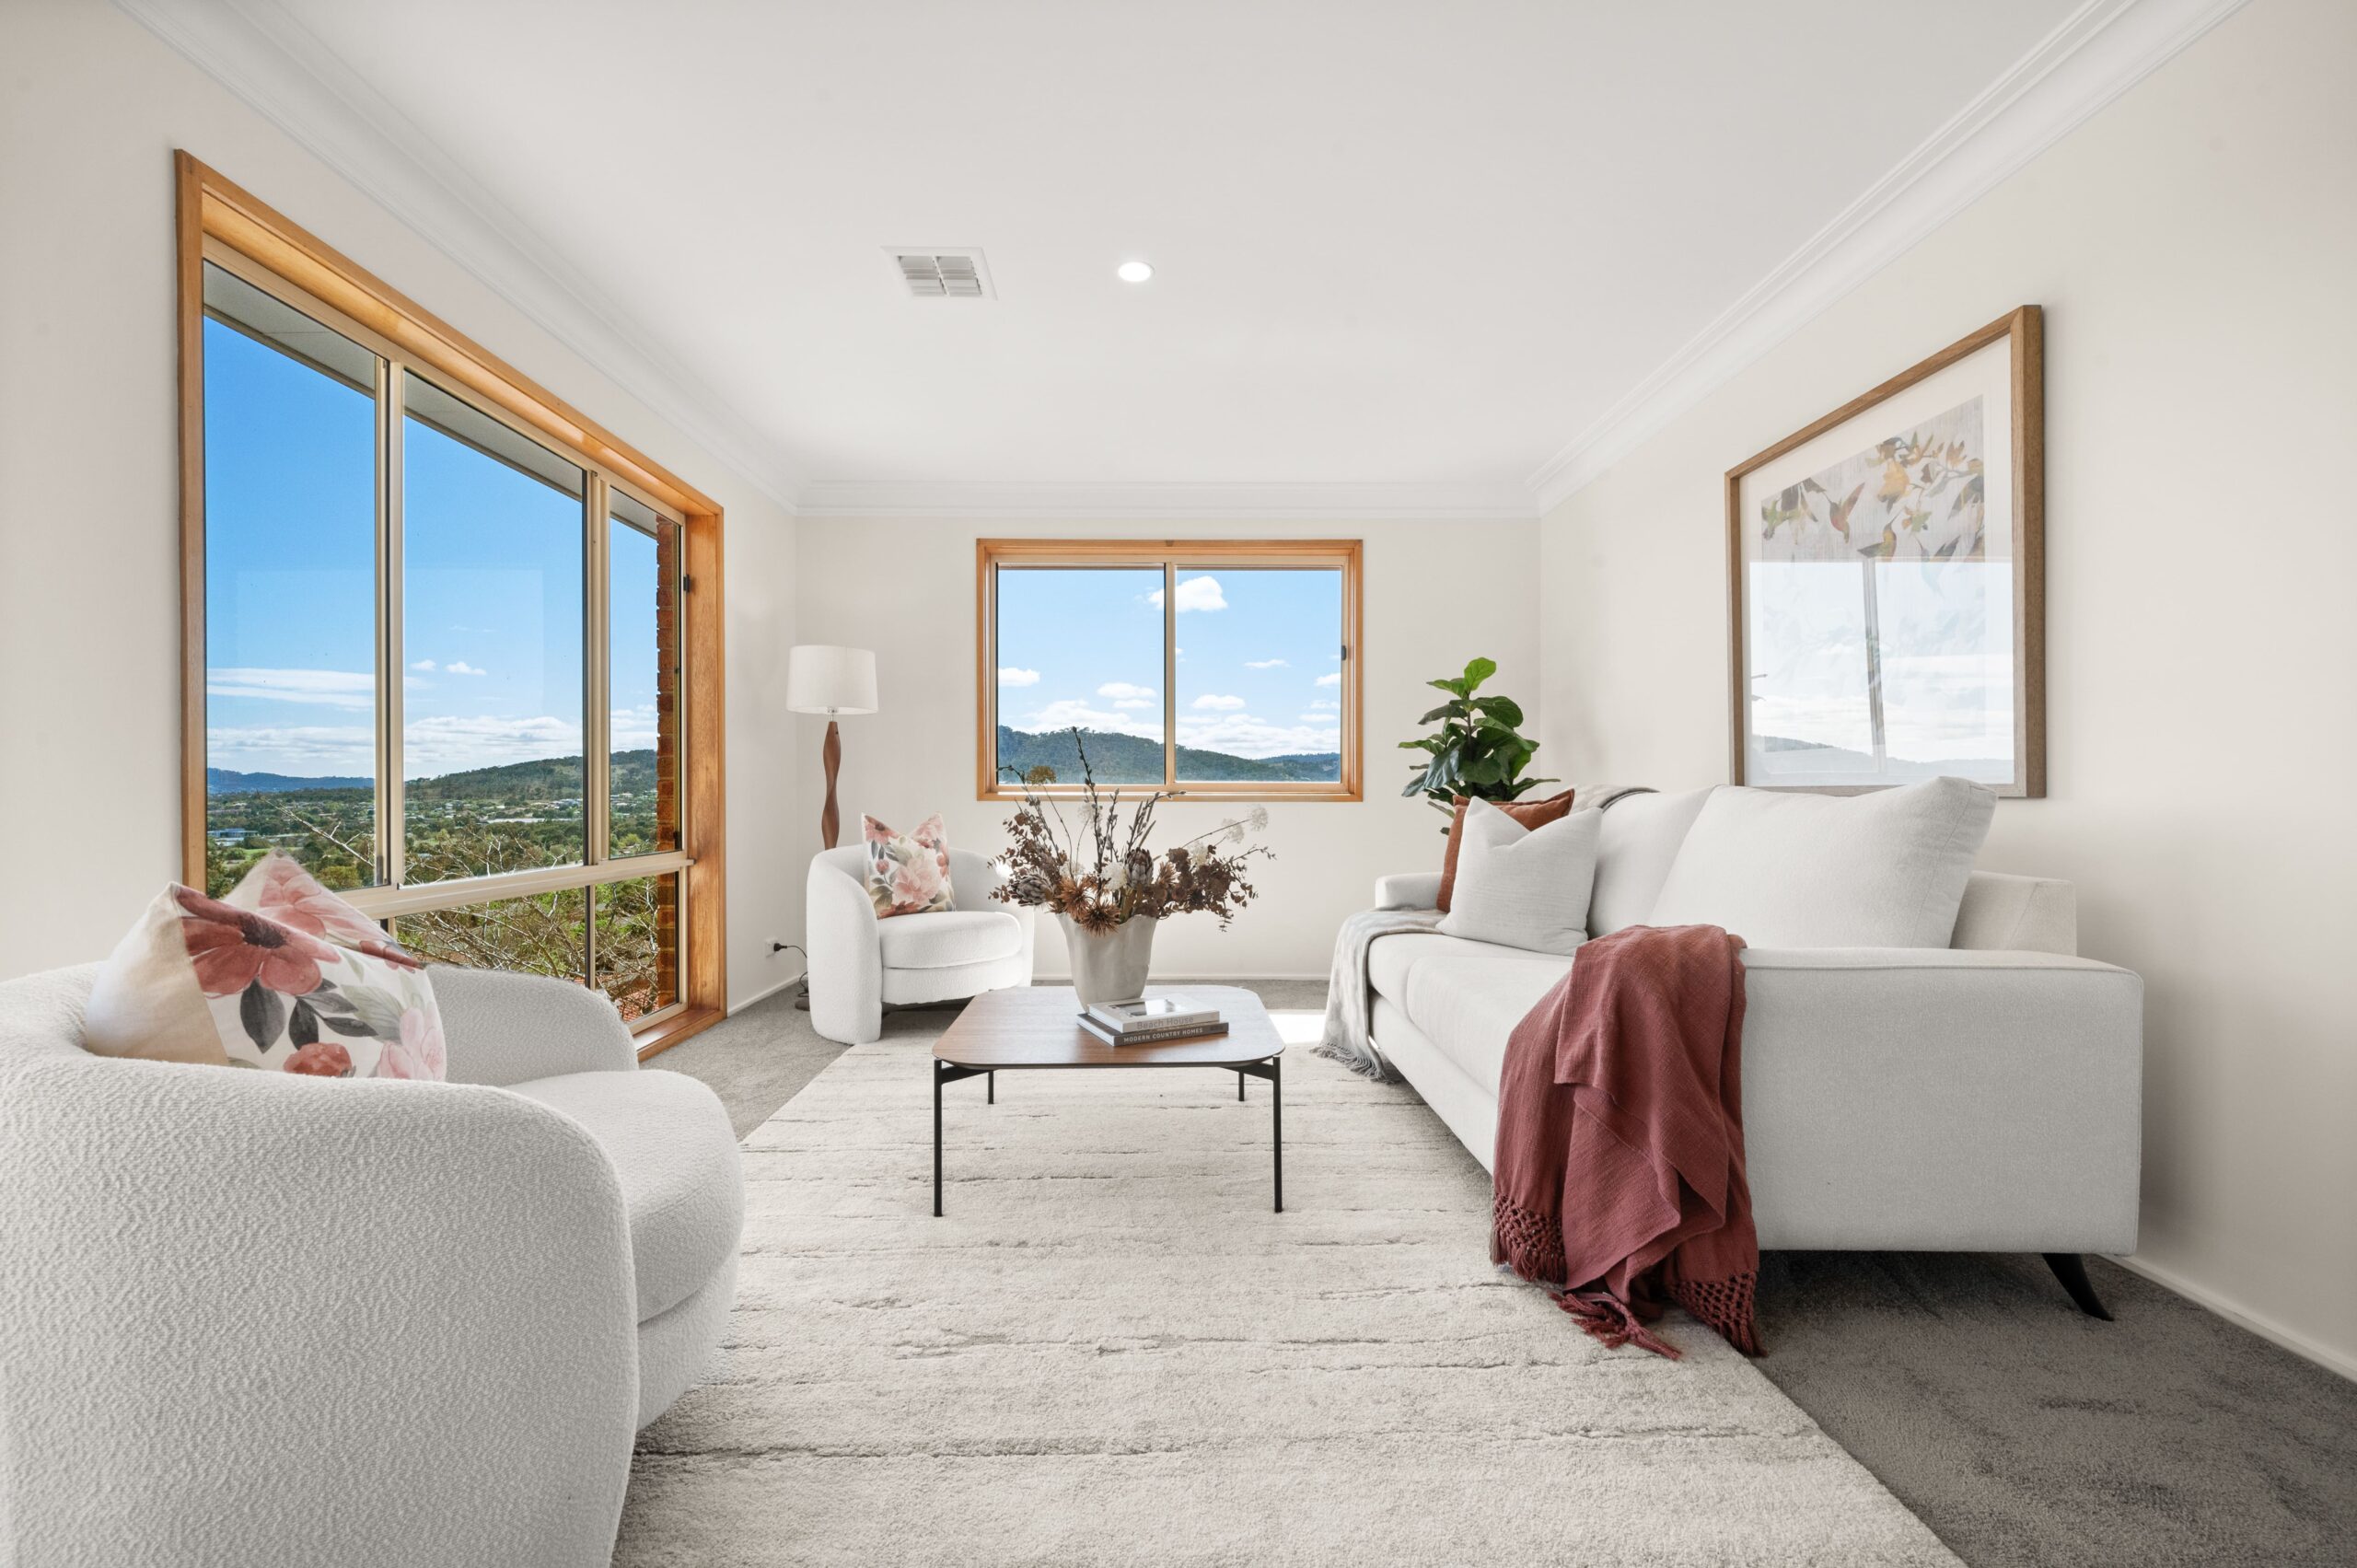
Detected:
left=1314, top=906, right=1443, bottom=1081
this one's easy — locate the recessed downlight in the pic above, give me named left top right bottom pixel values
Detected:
left=1116, top=260, right=1155, bottom=284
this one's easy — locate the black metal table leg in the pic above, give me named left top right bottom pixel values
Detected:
left=1237, top=1070, right=1246, bottom=1101
left=1271, top=1054, right=1283, bottom=1213
left=988, top=1070, right=994, bottom=1105
left=930, top=1062, right=986, bottom=1216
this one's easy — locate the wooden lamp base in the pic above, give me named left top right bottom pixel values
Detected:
left=820, top=718, right=842, bottom=850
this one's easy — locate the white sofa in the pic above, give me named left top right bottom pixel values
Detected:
left=807, top=845, right=1034, bottom=1044
left=1367, top=786, right=2142, bottom=1301
left=0, top=961, right=741, bottom=1568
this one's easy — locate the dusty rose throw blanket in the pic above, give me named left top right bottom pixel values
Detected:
left=1490, top=923, right=1761, bottom=1358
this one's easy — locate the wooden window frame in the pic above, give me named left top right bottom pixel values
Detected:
left=975, top=538, right=1364, bottom=802
left=175, top=152, right=726, bottom=1057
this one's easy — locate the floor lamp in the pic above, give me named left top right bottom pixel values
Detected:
left=786, top=645, right=878, bottom=1007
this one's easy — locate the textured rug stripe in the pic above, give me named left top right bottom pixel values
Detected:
left=620, top=1025, right=1958, bottom=1566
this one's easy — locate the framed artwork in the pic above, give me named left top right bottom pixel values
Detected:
left=1726, top=305, right=2044, bottom=796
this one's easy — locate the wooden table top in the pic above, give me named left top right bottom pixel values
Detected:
left=933, top=984, right=1285, bottom=1070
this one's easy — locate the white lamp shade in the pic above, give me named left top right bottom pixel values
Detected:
left=785, top=645, right=879, bottom=715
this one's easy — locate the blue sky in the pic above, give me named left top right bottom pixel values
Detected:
left=995, top=566, right=1343, bottom=758
left=204, top=318, right=662, bottom=781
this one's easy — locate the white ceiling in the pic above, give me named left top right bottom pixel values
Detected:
left=234, top=0, right=2093, bottom=508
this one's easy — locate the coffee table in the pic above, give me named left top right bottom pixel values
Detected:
left=931, top=984, right=1285, bottom=1216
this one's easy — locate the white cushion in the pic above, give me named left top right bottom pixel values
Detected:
left=1950, top=871, right=2077, bottom=955
left=507, top=1068, right=742, bottom=1322
left=1434, top=799, right=1600, bottom=956
left=1646, top=777, right=1996, bottom=948
left=1374, top=935, right=1571, bottom=1089
left=1367, top=931, right=1506, bottom=1003
left=881, top=950, right=1033, bottom=1006
left=1587, top=785, right=1713, bottom=935
left=876, top=909, right=1024, bottom=970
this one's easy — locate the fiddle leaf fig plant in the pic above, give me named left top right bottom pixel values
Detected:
left=1398, top=656, right=1555, bottom=823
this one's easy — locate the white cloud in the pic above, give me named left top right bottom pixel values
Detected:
left=206, top=668, right=375, bottom=710
left=1177, top=713, right=1341, bottom=758
left=1020, top=700, right=1164, bottom=742
left=411, top=658, right=437, bottom=672
left=213, top=712, right=593, bottom=778
left=1244, top=658, right=1288, bottom=669
left=1145, top=575, right=1227, bottom=613
left=206, top=725, right=375, bottom=774
left=445, top=661, right=488, bottom=677
left=402, top=714, right=582, bottom=774
left=1314, top=671, right=1341, bottom=687
left=1306, top=698, right=1339, bottom=712
left=1095, top=680, right=1157, bottom=710
left=610, top=704, right=662, bottom=749
left=1190, top=693, right=1246, bottom=712
left=997, top=667, right=1040, bottom=687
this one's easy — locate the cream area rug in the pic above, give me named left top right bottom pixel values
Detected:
left=618, top=1016, right=1959, bottom=1567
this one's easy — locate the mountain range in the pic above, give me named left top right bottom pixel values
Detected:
left=214, top=730, right=1338, bottom=798
left=207, top=750, right=663, bottom=798
left=994, top=726, right=1339, bottom=785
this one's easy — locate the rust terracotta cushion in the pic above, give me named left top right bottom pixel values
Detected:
left=1436, top=788, right=1577, bottom=912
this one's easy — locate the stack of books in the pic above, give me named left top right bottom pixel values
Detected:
left=1076, top=994, right=1226, bottom=1046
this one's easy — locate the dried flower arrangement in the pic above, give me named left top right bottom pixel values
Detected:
left=992, top=731, right=1272, bottom=933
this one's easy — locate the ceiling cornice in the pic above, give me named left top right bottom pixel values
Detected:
left=793, top=480, right=1541, bottom=523
left=113, top=0, right=807, bottom=513
left=1526, top=0, right=2248, bottom=515
left=117, top=0, right=2245, bottom=526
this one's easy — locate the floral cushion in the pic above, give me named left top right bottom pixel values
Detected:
left=863, top=813, right=956, bottom=918
left=83, top=854, right=446, bottom=1080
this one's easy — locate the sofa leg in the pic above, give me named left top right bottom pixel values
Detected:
left=2042, top=1253, right=2114, bottom=1320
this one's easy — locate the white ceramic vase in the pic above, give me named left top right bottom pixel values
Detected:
left=1056, top=913, right=1158, bottom=1006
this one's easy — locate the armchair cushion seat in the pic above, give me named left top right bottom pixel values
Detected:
left=507, top=1067, right=742, bottom=1322
left=874, top=908, right=1025, bottom=970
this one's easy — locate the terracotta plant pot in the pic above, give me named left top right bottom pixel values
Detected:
left=1056, top=913, right=1158, bottom=1006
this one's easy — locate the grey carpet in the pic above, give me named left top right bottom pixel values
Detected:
left=640, top=982, right=2357, bottom=1566
left=1752, top=1249, right=2357, bottom=1568
left=619, top=1003, right=1956, bottom=1566
left=644, top=986, right=853, bottom=1139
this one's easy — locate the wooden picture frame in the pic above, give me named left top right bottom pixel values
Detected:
left=1725, top=305, right=2044, bottom=796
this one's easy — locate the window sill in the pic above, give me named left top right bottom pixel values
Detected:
left=633, top=1003, right=725, bottom=1062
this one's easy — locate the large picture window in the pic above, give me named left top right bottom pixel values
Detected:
left=179, top=155, right=723, bottom=1050
left=977, top=540, right=1363, bottom=800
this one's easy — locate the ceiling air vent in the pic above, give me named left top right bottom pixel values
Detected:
left=889, top=248, right=993, bottom=298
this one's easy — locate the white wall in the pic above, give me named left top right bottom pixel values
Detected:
left=0, top=0, right=800, bottom=1008
left=1537, top=0, right=2356, bottom=1373
left=788, top=516, right=1541, bottom=979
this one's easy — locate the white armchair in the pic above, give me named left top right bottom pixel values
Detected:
left=0, top=960, right=742, bottom=1568
left=807, top=846, right=1035, bottom=1044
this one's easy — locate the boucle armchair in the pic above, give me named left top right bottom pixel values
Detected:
left=0, top=961, right=741, bottom=1568
left=807, top=846, right=1034, bottom=1044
